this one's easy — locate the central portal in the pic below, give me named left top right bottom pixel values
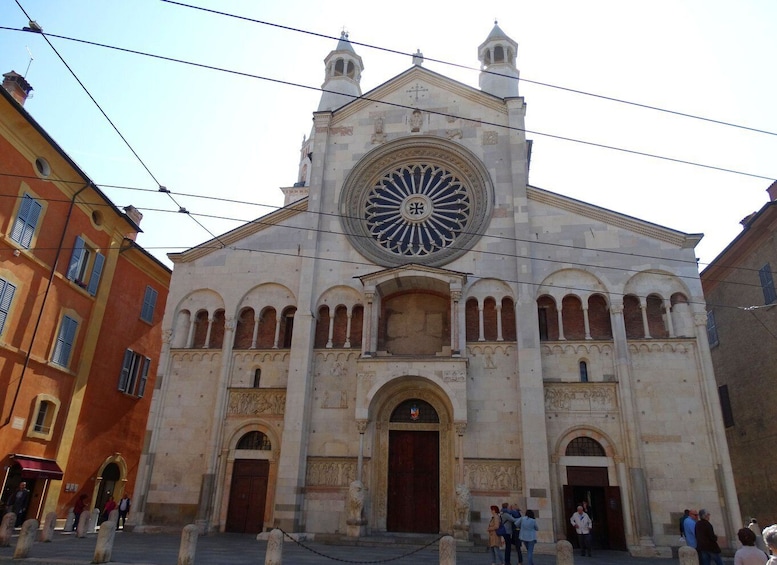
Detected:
left=386, top=399, right=440, bottom=533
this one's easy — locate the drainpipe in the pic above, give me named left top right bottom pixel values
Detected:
left=1, top=183, right=92, bottom=428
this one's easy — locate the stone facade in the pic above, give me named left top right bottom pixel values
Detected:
left=133, top=26, right=740, bottom=555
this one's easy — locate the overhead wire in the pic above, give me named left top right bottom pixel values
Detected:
left=12, top=0, right=228, bottom=248
left=1, top=25, right=773, bottom=182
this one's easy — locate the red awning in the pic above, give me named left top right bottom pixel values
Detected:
left=9, top=455, right=64, bottom=480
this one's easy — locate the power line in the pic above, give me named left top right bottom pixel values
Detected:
left=4, top=25, right=774, bottom=182
left=161, top=0, right=777, bottom=139
left=12, top=0, right=227, bottom=248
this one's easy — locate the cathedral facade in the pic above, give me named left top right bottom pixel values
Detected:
left=133, top=25, right=740, bottom=555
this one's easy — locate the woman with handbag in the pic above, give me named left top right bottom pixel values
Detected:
left=487, top=505, right=505, bottom=565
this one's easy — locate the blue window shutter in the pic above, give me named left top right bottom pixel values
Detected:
left=0, top=279, right=16, bottom=335
left=137, top=357, right=150, bottom=397
left=53, top=315, right=78, bottom=367
left=118, top=349, right=133, bottom=391
left=87, top=252, right=105, bottom=296
left=11, top=194, right=42, bottom=249
left=141, top=286, right=158, bottom=322
left=67, top=236, right=86, bottom=281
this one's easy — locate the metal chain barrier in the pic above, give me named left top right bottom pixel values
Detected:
left=279, top=528, right=445, bottom=563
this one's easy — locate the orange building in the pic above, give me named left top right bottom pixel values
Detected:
left=0, top=72, right=170, bottom=524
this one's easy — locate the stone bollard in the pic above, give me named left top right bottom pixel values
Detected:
left=0, top=513, right=16, bottom=547
left=64, top=508, right=75, bottom=532
left=178, top=524, right=199, bottom=565
left=93, top=520, right=116, bottom=563
left=108, top=508, right=119, bottom=526
left=439, top=535, right=456, bottom=564
left=76, top=509, right=90, bottom=538
left=13, top=519, right=39, bottom=558
left=39, top=511, right=57, bottom=542
left=88, top=508, right=101, bottom=533
left=679, top=545, right=698, bottom=565
left=265, top=528, right=283, bottom=565
left=557, top=539, right=574, bottom=565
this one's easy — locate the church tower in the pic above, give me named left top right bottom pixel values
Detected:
left=478, top=21, right=519, bottom=98
left=317, top=31, right=364, bottom=112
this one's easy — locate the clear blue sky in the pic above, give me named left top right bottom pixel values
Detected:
left=2, top=1, right=776, bottom=270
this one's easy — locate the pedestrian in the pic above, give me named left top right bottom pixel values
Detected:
left=684, top=509, right=699, bottom=551
left=570, top=505, right=593, bottom=557
left=734, top=527, right=767, bottom=565
left=73, top=493, right=88, bottom=531
left=749, top=519, right=768, bottom=555
left=695, top=508, right=723, bottom=565
left=500, top=502, right=518, bottom=565
left=118, top=493, right=131, bottom=529
left=515, top=509, right=539, bottom=565
left=508, top=504, right=523, bottom=564
left=102, top=496, right=117, bottom=524
left=762, top=525, right=777, bottom=565
left=6, top=481, right=30, bottom=527
left=680, top=509, right=690, bottom=538
left=487, top=505, right=505, bottom=565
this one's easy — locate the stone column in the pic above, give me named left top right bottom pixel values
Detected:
left=326, top=311, right=334, bottom=348
left=251, top=317, right=260, bottom=349
left=557, top=305, right=566, bottom=340
left=477, top=303, right=485, bottom=341
left=664, top=298, right=675, bottom=337
left=39, top=511, right=57, bottom=542
left=583, top=306, right=592, bottom=340
left=356, top=419, right=368, bottom=482
left=452, top=422, right=470, bottom=541
left=13, top=519, right=38, bottom=558
left=496, top=304, right=504, bottom=341
left=640, top=302, right=651, bottom=338
left=344, top=311, right=352, bottom=348
left=362, top=292, right=373, bottom=357
left=451, top=290, right=461, bottom=355
left=186, top=319, right=195, bottom=348
left=272, top=315, right=281, bottom=349
left=204, top=316, right=214, bottom=348
left=93, top=520, right=116, bottom=563
left=178, top=524, right=199, bottom=565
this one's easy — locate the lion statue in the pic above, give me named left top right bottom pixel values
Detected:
left=347, top=480, right=365, bottom=523
left=454, top=484, right=471, bottom=526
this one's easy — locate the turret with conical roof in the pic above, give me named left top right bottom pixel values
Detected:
left=317, top=31, right=364, bottom=112
left=478, top=21, right=519, bottom=98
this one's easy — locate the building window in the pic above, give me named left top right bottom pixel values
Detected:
left=10, top=193, right=42, bottom=249
left=52, top=315, right=78, bottom=368
left=140, top=286, right=158, bottom=323
left=118, top=349, right=150, bottom=397
left=237, top=431, right=272, bottom=450
left=706, top=310, right=719, bottom=347
left=565, top=437, right=606, bottom=457
left=253, top=368, right=261, bottom=388
left=27, top=394, right=60, bottom=440
left=579, top=361, right=589, bottom=382
left=759, top=264, right=777, bottom=304
left=0, top=277, right=17, bottom=336
left=66, top=236, right=105, bottom=296
left=718, top=385, right=734, bottom=428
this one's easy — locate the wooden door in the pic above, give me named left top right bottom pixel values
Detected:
left=226, top=460, right=269, bottom=533
left=605, top=486, right=627, bottom=550
left=387, top=430, right=439, bottom=533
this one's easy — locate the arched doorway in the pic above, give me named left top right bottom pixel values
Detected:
left=96, top=463, right=120, bottom=518
left=226, top=431, right=272, bottom=533
left=370, top=378, right=455, bottom=534
left=386, top=399, right=439, bottom=533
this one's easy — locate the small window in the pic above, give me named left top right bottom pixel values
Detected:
left=579, top=361, right=589, bottom=382
left=237, top=431, right=272, bottom=450
left=759, top=264, right=777, bottom=304
left=52, top=315, right=78, bottom=368
left=66, top=236, right=104, bottom=296
left=141, top=286, right=158, bottom=323
left=118, top=349, right=150, bottom=398
left=10, top=193, right=42, bottom=249
left=390, top=399, right=439, bottom=423
left=538, top=308, right=548, bottom=341
left=0, top=277, right=17, bottom=336
left=706, top=310, right=719, bottom=347
left=718, top=385, right=734, bottom=428
left=253, top=368, right=261, bottom=388
left=27, top=394, right=60, bottom=440
left=565, top=437, right=606, bottom=457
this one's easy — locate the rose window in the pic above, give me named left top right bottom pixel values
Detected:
left=364, top=164, right=471, bottom=258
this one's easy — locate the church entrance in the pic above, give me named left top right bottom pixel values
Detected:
left=226, top=460, right=269, bottom=533
left=387, top=430, right=439, bottom=532
left=563, top=467, right=626, bottom=551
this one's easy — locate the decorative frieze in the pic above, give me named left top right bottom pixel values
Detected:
left=544, top=383, right=618, bottom=412
left=464, top=460, right=521, bottom=491
left=227, top=389, right=286, bottom=416
left=306, top=457, right=369, bottom=488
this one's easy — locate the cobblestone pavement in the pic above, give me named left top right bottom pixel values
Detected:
left=0, top=530, right=735, bottom=565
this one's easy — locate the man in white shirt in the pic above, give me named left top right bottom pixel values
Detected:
left=570, top=505, right=593, bottom=557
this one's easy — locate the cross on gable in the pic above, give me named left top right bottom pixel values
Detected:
left=407, top=83, right=429, bottom=101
